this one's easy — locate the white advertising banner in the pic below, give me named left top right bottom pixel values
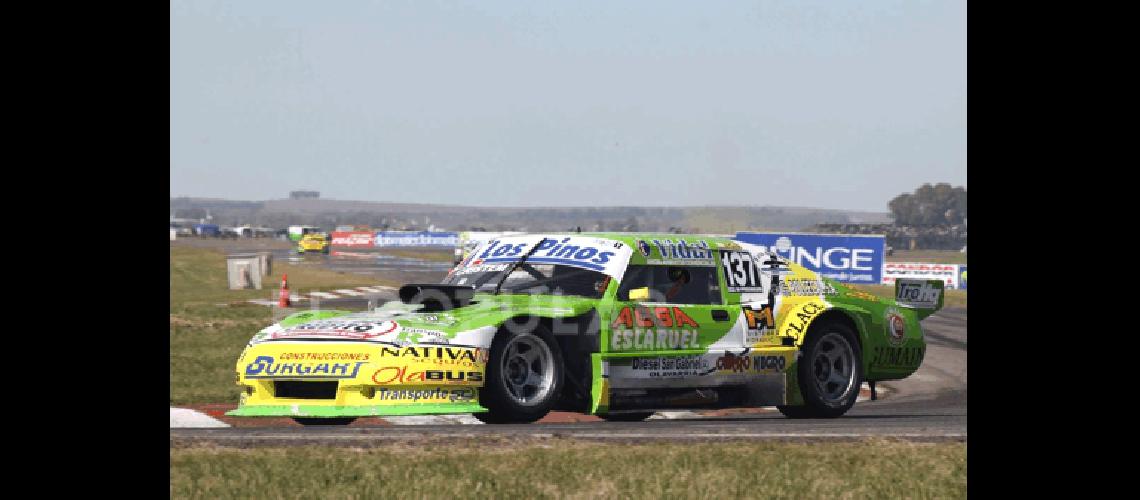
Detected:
left=881, top=262, right=959, bottom=289
left=462, top=234, right=633, bottom=281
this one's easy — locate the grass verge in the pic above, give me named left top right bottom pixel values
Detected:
left=170, top=243, right=398, bottom=405
left=170, top=440, right=966, bottom=498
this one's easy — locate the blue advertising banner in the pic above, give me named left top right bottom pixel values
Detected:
left=957, top=265, right=967, bottom=290
left=374, top=231, right=459, bottom=248
left=733, top=232, right=885, bottom=284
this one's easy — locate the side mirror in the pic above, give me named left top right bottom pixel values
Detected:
left=628, top=287, right=650, bottom=301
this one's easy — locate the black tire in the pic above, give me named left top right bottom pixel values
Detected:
left=292, top=417, right=356, bottom=426
left=472, top=411, right=513, bottom=424
left=477, top=322, right=564, bottom=424
left=777, top=320, right=862, bottom=419
left=775, top=405, right=816, bottom=419
left=599, top=412, right=655, bottom=422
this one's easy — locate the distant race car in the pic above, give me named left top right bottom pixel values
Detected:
left=296, top=233, right=330, bottom=254
left=230, top=233, right=941, bottom=425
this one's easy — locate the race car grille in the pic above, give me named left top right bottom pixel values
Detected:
left=274, top=381, right=338, bottom=400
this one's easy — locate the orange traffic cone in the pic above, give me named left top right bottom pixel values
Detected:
left=278, top=273, right=291, bottom=308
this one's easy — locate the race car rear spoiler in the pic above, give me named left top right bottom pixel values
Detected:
left=893, top=278, right=945, bottom=320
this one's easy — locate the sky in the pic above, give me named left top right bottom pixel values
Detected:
left=170, top=0, right=965, bottom=212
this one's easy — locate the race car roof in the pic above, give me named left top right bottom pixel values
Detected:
left=464, top=232, right=744, bottom=273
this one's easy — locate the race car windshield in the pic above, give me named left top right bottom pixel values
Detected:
left=441, top=263, right=609, bottom=298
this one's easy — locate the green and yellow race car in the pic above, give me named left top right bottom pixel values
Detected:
left=230, top=233, right=941, bottom=425
left=296, top=233, right=330, bottom=254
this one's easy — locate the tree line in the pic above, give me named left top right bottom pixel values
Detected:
left=888, top=183, right=966, bottom=226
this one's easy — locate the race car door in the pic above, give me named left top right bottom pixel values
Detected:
left=603, top=262, right=746, bottom=387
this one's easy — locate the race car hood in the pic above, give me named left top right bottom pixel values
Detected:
left=247, top=293, right=600, bottom=348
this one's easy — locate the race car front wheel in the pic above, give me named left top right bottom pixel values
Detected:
left=777, top=321, right=862, bottom=419
left=475, top=324, right=564, bottom=424
left=292, top=417, right=356, bottom=426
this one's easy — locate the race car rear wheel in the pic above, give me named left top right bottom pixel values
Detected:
left=475, top=323, right=564, bottom=424
left=599, top=412, right=655, bottom=422
left=292, top=417, right=356, bottom=426
left=777, top=321, right=862, bottom=419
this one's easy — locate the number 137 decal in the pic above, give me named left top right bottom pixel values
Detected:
left=721, top=251, right=764, bottom=292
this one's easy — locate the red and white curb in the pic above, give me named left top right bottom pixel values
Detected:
left=381, top=414, right=486, bottom=425
left=170, top=408, right=230, bottom=428
left=648, top=411, right=708, bottom=420
left=246, top=285, right=398, bottom=306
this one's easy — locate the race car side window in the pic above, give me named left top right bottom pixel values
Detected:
left=616, top=265, right=722, bottom=305
left=616, top=265, right=653, bottom=300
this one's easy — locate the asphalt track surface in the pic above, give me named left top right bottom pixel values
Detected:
left=170, top=308, right=966, bottom=446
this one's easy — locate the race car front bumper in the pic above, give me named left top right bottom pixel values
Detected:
left=227, top=342, right=488, bottom=418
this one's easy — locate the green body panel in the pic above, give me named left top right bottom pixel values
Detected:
left=603, top=303, right=740, bottom=354
left=590, top=354, right=607, bottom=414
left=826, top=280, right=928, bottom=382
left=376, top=292, right=603, bottom=337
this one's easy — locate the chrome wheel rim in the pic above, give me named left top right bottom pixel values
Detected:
left=811, top=332, right=856, bottom=403
left=500, top=334, right=554, bottom=406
